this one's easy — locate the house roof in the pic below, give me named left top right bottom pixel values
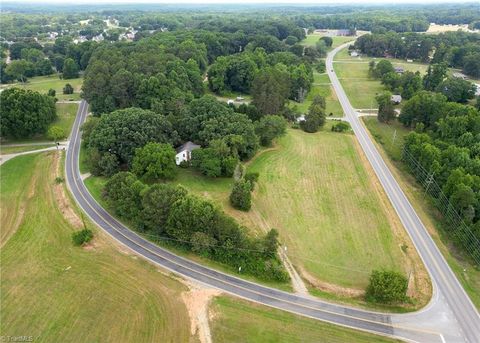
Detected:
left=394, top=67, right=404, bottom=72
left=176, top=141, right=201, bottom=154
left=391, top=94, right=402, bottom=102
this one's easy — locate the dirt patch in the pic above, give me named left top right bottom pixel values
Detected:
left=52, top=152, right=83, bottom=229
left=181, top=281, right=221, bottom=343
left=299, top=266, right=364, bottom=298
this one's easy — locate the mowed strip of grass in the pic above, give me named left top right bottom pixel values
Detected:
left=0, top=144, right=54, bottom=155
left=362, top=118, right=480, bottom=309
left=246, top=129, right=407, bottom=289
left=0, top=153, right=192, bottom=342
left=301, top=34, right=354, bottom=49
left=210, top=296, right=400, bottom=343
left=2, top=74, right=83, bottom=100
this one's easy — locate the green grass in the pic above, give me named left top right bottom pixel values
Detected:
left=361, top=118, right=480, bottom=310
left=291, top=72, right=344, bottom=117
left=210, top=296, right=400, bottom=343
left=0, top=152, right=192, bottom=342
left=245, top=129, right=412, bottom=290
left=2, top=74, right=83, bottom=101
left=301, top=34, right=354, bottom=49
left=0, top=144, right=54, bottom=155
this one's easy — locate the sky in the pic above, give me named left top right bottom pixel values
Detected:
left=3, top=0, right=473, bottom=3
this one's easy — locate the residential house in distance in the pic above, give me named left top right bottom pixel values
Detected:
left=394, top=66, right=404, bottom=74
left=350, top=51, right=359, bottom=57
left=175, top=141, right=201, bottom=165
left=452, top=72, right=467, bottom=80
left=391, top=94, right=402, bottom=104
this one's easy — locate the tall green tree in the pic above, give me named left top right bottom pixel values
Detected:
left=255, top=115, right=287, bottom=146
left=251, top=66, right=290, bottom=115
left=62, top=58, right=79, bottom=79
left=376, top=91, right=395, bottom=123
left=1, top=88, right=56, bottom=138
left=132, top=142, right=177, bottom=181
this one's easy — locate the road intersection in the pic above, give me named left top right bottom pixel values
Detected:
left=64, top=43, right=480, bottom=342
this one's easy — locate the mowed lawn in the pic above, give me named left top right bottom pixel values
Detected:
left=291, top=72, right=344, bottom=117
left=210, top=296, right=400, bottom=343
left=1, top=74, right=83, bottom=100
left=301, top=34, right=355, bottom=49
left=0, top=153, right=192, bottom=342
left=334, top=50, right=429, bottom=109
left=247, top=129, right=407, bottom=289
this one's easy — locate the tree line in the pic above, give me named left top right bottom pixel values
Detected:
left=103, top=171, right=289, bottom=282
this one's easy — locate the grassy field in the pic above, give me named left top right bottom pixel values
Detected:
left=1, top=102, right=78, bottom=144
left=210, top=296, right=400, bottom=343
left=0, top=152, right=193, bottom=342
left=291, top=72, right=344, bottom=117
left=1, top=74, right=83, bottom=100
left=246, top=129, right=423, bottom=291
left=362, top=118, right=480, bottom=310
left=301, top=34, right=355, bottom=49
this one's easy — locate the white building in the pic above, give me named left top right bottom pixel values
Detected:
left=391, top=94, right=402, bottom=104
left=350, top=51, right=359, bottom=57
left=175, top=141, right=201, bottom=165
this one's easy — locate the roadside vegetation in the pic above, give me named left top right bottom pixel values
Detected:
left=0, top=152, right=193, bottom=342
left=210, top=296, right=400, bottom=343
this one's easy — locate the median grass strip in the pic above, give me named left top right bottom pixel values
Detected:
left=362, top=117, right=480, bottom=310
left=210, top=296, right=400, bottom=343
left=0, top=152, right=192, bottom=342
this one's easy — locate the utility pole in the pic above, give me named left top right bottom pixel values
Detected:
left=424, top=172, right=435, bottom=198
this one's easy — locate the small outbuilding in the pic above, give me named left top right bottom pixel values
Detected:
left=391, top=94, right=402, bottom=104
left=175, top=141, right=201, bottom=165
left=350, top=51, right=359, bottom=57
left=394, top=67, right=404, bottom=74
left=452, top=72, right=467, bottom=80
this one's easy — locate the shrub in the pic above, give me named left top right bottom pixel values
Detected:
left=331, top=122, right=351, bottom=132
left=47, top=88, right=56, bottom=97
left=63, top=83, right=74, bottom=94
left=365, top=270, right=408, bottom=304
left=72, top=229, right=93, bottom=246
left=55, top=176, right=64, bottom=184
left=244, top=172, right=259, bottom=191
left=230, top=180, right=252, bottom=211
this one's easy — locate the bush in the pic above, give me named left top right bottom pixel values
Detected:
left=244, top=172, right=259, bottom=191
left=63, top=83, right=74, bottom=94
left=47, top=88, right=56, bottom=97
left=230, top=180, right=252, bottom=211
left=365, top=270, right=408, bottom=304
left=55, top=176, right=64, bottom=184
left=331, top=122, right=351, bottom=132
left=72, top=229, right=93, bottom=246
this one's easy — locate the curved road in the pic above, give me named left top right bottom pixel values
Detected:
left=65, top=44, right=479, bottom=342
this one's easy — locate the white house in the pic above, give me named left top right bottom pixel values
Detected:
left=296, top=114, right=306, bottom=123
left=175, top=141, right=201, bottom=165
left=350, top=51, right=359, bottom=57
left=394, top=66, right=405, bottom=74
left=391, top=94, right=402, bottom=104
left=452, top=72, right=467, bottom=80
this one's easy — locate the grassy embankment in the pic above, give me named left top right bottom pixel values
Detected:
left=81, top=125, right=430, bottom=309
left=0, top=152, right=193, bottom=342
left=210, top=296, right=400, bottom=343
left=363, top=117, right=480, bottom=310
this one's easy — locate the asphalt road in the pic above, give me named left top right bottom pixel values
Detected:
left=326, top=43, right=480, bottom=343
left=65, top=44, right=479, bottom=342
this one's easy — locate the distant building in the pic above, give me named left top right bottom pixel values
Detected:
left=452, top=72, right=467, bottom=80
left=236, top=96, right=244, bottom=101
left=175, top=141, right=201, bottom=165
left=406, top=59, right=413, bottom=63
left=350, top=51, right=359, bottom=57
left=394, top=67, right=405, bottom=74
left=296, top=115, right=306, bottom=123
left=92, top=34, right=104, bottom=42
left=391, top=94, right=402, bottom=104
left=227, top=99, right=234, bottom=105
left=474, top=84, right=480, bottom=96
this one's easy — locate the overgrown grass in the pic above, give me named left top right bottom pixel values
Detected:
left=0, top=152, right=192, bottom=342
left=0, top=144, right=54, bottom=155
left=210, top=296, right=400, bottom=343
left=361, top=118, right=480, bottom=310
left=1, top=74, right=83, bottom=100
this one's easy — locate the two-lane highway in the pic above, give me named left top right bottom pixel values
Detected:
left=65, top=41, right=479, bottom=342
left=326, top=43, right=480, bottom=343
